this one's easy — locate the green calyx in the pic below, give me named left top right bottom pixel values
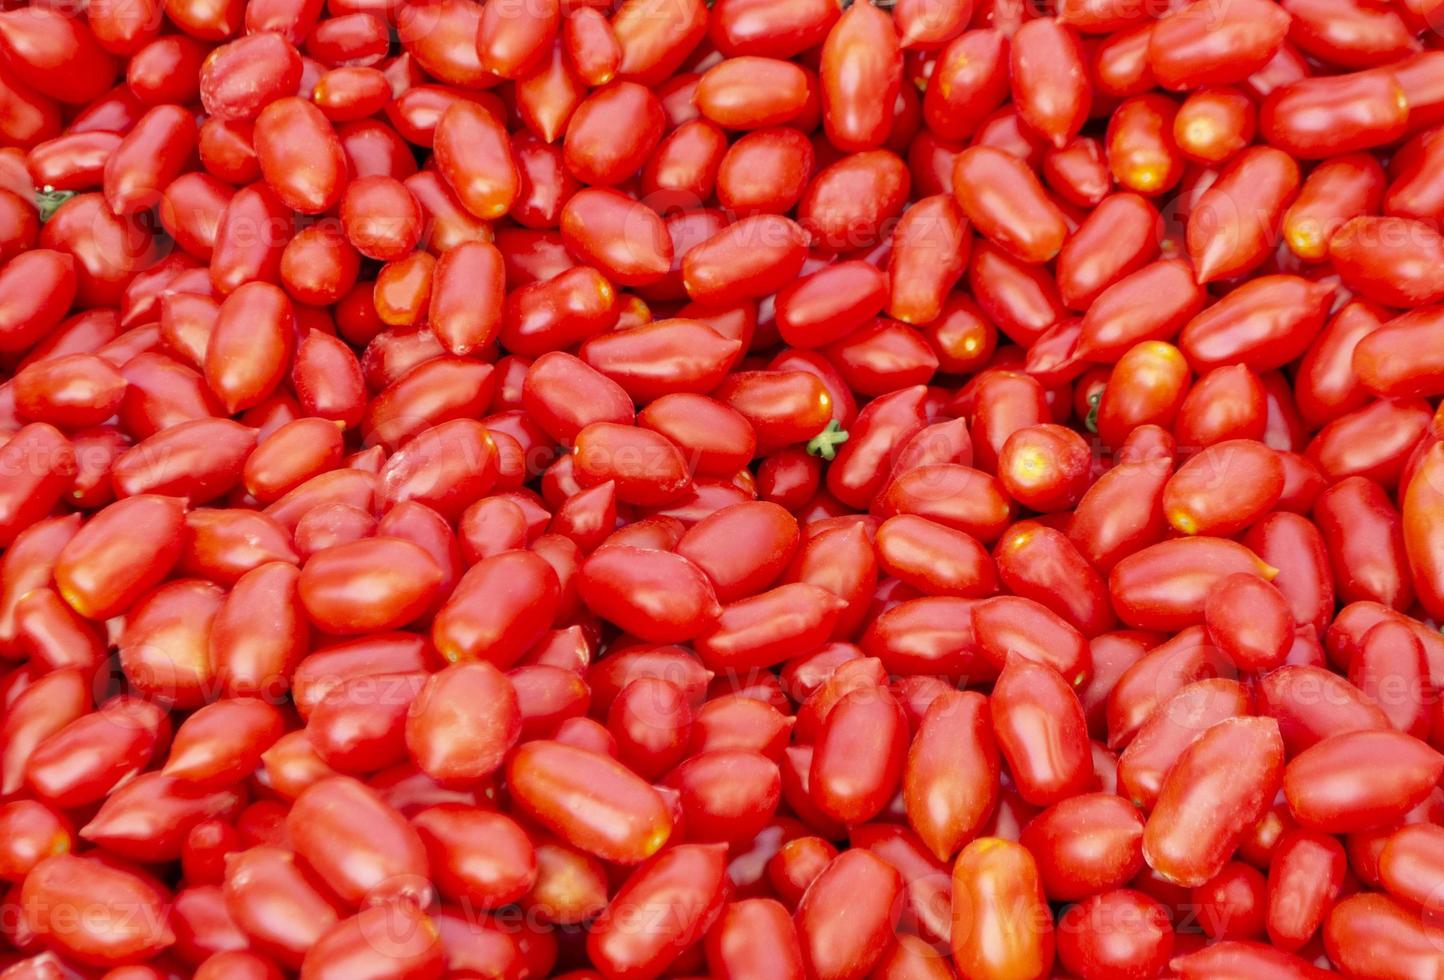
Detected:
left=35, top=188, right=75, bottom=223
left=1084, top=390, right=1102, bottom=434
left=806, top=419, right=850, bottom=461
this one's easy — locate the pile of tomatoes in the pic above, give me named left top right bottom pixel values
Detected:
left=4, top=0, right=1444, bottom=975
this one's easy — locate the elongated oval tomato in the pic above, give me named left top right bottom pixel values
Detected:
left=302, top=901, right=444, bottom=980
left=951, top=838, right=1055, bottom=980
left=507, top=739, right=673, bottom=863
left=433, top=100, right=517, bottom=220
left=1262, top=71, right=1409, bottom=159
left=1147, top=0, right=1290, bottom=89
left=797, top=848, right=904, bottom=980
left=676, top=500, right=799, bottom=601
left=0, top=249, right=77, bottom=353
left=1256, top=664, right=1391, bottom=755
left=682, top=214, right=808, bottom=303
left=163, top=697, right=284, bottom=787
left=588, top=844, right=729, bottom=977
left=53, top=494, right=185, bottom=620
left=1144, top=716, right=1285, bottom=886
left=811, top=684, right=907, bottom=825
left=405, top=662, right=519, bottom=786
left=582, top=318, right=743, bottom=403
left=953, top=146, right=1068, bottom=264
left=1163, top=439, right=1285, bottom=536
left=1402, top=441, right=1444, bottom=620
left=973, top=595, right=1091, bottom=681
left=431, top=549, right=560, bottom=666
left=561, top=188, right=672, bottom=287
left=1021, top=793, right=1145, bottom=902
left=0, top=424, right=76, bottom=549
left=1267, top=828, right=1346, bottom=952
left=819, top=1, right=900, bottom=152
left=1282, top=729, right=1444, bottom=833
left=103, top=104, right=196, bottom=216
left=990, top=654, right=1093, bottom=805
left=694, top=582, right=846, bottom=672
left=777, top=261, right=889, bottom=349
left=298, top=536, right=444, bottom=635
left=696, top=56, right=809, bottom=130
left=707, top=898, right=805, bottom=980
left=1108, top=93, right=1184, bottom=195
left=205, top=281, right=296, bottom=414
left=287, top=775, right=431, bottom=907
left=377, top=418, right=499, bottom=520
left=211, top=561, right=308, bottom=697
left=1186, top=146, right=1299, bottom=283
left=1324, top=893, right=1444, bottom=980
left=413, top=804, right=536, bottom=909
left=904, top=690, right=998, bottom=861
left=252, top=97, right=345, bottom=215
left=1010, top=18, right=1088, bottom=150
left=21, top=853, right=174, bottom=966
left=579, top=545, right=720, bottom=643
